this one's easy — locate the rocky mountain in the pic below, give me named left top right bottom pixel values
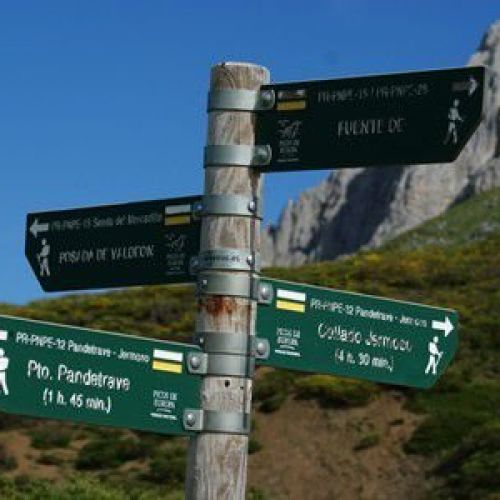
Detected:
left=262, top=21, right=500, bottom=267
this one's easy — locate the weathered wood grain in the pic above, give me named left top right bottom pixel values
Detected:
left=185, top=62, right=270, bottom=500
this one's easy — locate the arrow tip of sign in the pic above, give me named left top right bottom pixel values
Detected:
left=29, top=219, right=37, bottom=238
left=445, top=316, right=454, bottom=337
left=469, top=76, right=478, bottom=96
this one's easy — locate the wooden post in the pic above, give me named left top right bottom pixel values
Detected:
left=185, top=62, right=270, bottom=499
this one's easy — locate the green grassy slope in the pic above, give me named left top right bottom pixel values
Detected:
left=384, top=187, right=500, bottom=252
left=0, top=188, right=499, bottom=498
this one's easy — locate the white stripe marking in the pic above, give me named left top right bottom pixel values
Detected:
left=277, top=289, right=306, bottom=303
left=165, top=204, right=191, bottom=215
left=275, top=349, right=301, bottom=357
left=153, top=349, right=183, bottom=363
left=0, top=331, right=7, bottom=341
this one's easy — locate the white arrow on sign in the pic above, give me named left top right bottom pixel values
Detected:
left=432, top=316, right=454, bottom=337
left=468, top=76, right=478, bottom=96
left=452, top=77, right=479, bottom=96
left=30, top=219, right=49, bottom=239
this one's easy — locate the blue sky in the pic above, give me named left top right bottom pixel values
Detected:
left=1, top=1, right=498, bottom=304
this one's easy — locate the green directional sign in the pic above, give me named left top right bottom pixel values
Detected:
left=256, top=66, right=485, bottom=171
left=26, top=196, right=201, bottom=292
left=256, top=279, right=458, bottom=388
left=0, top=315, right=201, bottom=435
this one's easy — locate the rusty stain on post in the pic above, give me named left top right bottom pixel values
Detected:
left=185, top=62, right=270, bottom=500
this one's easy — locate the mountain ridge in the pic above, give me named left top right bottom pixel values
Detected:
left=0, top=187, right=499, bottom=499
left=262, top=20, right=500, bottom=267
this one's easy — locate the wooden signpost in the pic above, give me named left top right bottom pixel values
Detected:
left=17, top=61, right=486, bottom=498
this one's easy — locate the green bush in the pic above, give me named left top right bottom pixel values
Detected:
left=258, top=393, right=287, bottom=413
left=404, top=412, right=487, bottom=456
left=405, top=382, right=500, bottom=455
left=0, top=414, right=25, bottom=431
left=76, top=436, right=149, bottom=470
left=0, top=443, right=17, bottom=471
left=253, top=369, right=296, bottom=413
left=146, top=443, right=186, bottom=485
left=30, top=426, right=72, bottom=450
left=435, top=421, right=500, bottom=499
left=0, top=475, right=184, bottom=499
left=354, top=433, right=380, bottom=451
left=37, top=452, right=64, bottom=466
left=248, top=486, right=271, bottom=500
left=248, top=437, right=263, bottom=455
left=295, top=375, right=378, bottom=408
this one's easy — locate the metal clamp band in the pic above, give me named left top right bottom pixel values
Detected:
left=201, top=194, right=263, bottom=219
left=197, top=272, right=259, bottom=299
left=198, top=249, right=261, bottom=273
left=195, top=331, right=270, bottom=360
left=183, top=409, right=251, bottom=434
left=187, top=352, right=255, bottom=377
left=204, top=145, right=272, bottom=167
left=196, top=331, right=251, bottom=355
left=207, top=89, right=275, bottom=112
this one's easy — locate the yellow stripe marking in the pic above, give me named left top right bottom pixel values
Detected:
left=277, top=100, right=307, bottom=111
left=165, top=214, right=191, bottom=226
left=276, top=300, right=306, bottom=313
left=152, top=360, right=183, bottom=374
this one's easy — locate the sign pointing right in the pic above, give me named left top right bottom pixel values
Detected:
left=256, top=66, right=486, bottom=172
left=432, top=316, right=454, bottom=337
left=257, top=279, right=458, bottom=388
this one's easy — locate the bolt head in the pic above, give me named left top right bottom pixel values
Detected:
left=246, top=254, right=254, bottom=266
left=185, top=412, right=196, bottom=427
left=253, top=147, right=270, bottom=165
left=259, top=283, right=272, bottom=301
left=260, top=90, right=274, bottom=107
left=194, top=202, right=203, bottom=213
left=248, top=200, right=257, bottom=213
left=200, top=278, right=208, bottom=288
left=256, top=341, right=267, bottom=356
left=190, top=355, right=201, bottom=370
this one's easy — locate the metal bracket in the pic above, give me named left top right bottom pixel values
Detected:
left=183, top=409, right=251, bottom=434
left=195, top=331, right=270, bottom=360
left=204, top=145, right=272, bottom=167
left=207, top=89, right=275, bottom=112
left=198, top=249, right=261, bottom=272
left=201, top=194, right=263, bottom=219
left=187, top=351, right=255, bottom=377
left=257, top=281, right=274, bottom=305
left=197, top=272, right=259, bottom=299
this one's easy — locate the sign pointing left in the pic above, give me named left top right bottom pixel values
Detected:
left=0, top=315, right=202, bottom=435
left=29, top=218, right=49, bottom=239
left=26, top=196, right=202, bottom=292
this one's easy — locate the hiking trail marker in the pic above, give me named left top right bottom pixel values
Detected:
left=26, top=196, right=202, bottom=292
left=256, top=278, right=458, bottom=388
left=0, top=315, right=201, bottom=435
left=255, top=66, right=485, bottom=171
left=19, top=61, right=479, bottom=499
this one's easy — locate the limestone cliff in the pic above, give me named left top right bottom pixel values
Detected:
left=263, top=21, right=500, bottom=267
